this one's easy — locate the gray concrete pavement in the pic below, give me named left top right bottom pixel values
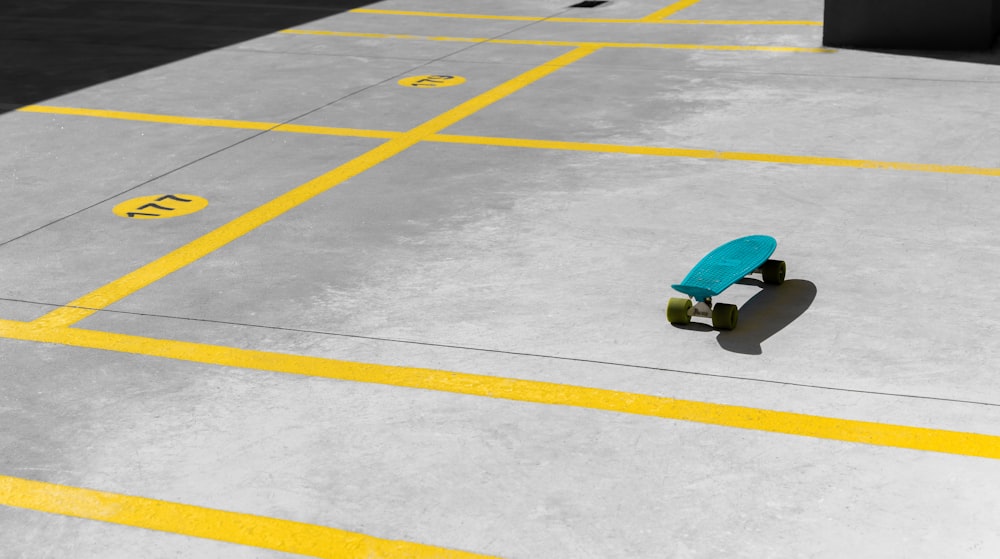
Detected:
left=2, top=1, right=1000, bottom=558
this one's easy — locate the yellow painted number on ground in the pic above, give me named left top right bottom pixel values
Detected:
left=399, top=74, right=466, bottom=88
left=113, top=194, right=208, bottom=219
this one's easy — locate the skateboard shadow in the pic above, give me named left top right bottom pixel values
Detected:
left=715, top=279, right=817, bottom=355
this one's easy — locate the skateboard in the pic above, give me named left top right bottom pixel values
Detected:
left=667, top=235, right=785, bottom=330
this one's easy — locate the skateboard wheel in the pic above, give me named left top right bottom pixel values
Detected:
left=761, top=259, right=786, bottom=285
left=667, top=298, right=692, bottom=324
left=712, top=303, right=738, bottom=330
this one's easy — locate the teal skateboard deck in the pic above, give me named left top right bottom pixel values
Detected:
left=667, top=235, right=786, bottom=330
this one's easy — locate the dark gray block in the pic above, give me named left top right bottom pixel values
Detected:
left=823, top=0, right=999, bottom=49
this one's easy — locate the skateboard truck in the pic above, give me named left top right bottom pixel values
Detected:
left=690, top=298, right=713, bottom=319
left=670, top=295, right=740, bottom=329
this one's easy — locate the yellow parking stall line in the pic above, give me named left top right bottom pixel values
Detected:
left=714, top=150, right=1000, bottom=175
left=427, top=134, right=1000, bottom=176
left=562, top=41, right=829, bottom=52
left=351, top=7, right=548, bottom=22
left=642, top=0, right=704, bottom=21
left=430, top=133, right=722, bottom=156
left=281, top=29, right=833, bottom=52
left=21, top=105, right=1000, bottom=177
left=280, top=28, right=487, bottom=43
left=2, top=318, right=999, bottom=460
left=18, top=105, right=275, bottom=132
left=20, top=105, right=1000, bottom=177
left=28, top=46, right=600, bottom=329
left=17, top=105, right=399, bottom=139
left=347, top=8, right=821, bottom=25
left=273, top=122, right=397, bottom=139
left=0, top=474, right=495, bottom=559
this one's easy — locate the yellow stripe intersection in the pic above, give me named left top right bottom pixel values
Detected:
left=27, top=47, right=599, bottom=329
left=20, top=105, right=1000, bottom=178
left=279, top=29, right=833, bottom=52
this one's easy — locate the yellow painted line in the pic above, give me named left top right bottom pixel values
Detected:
left=281, top=29, right=486, bottom=43
left=281, top=29, right=832, bottom=52
left=2, top=319, right=999, bottom=460
left=21, top=105, right=1000, bottom=177
left=29, top=46, right=600, bottom=329
left=351, top=7, right=546, bottom=22
left=573, top=41, right=829, bottom=53
left=642, top=0, right=704, bottom=21
left=348, top=7, right=820, bottom=25
left=273, top=122, right=397, bottom=139
left=428, top=134, right=1000, bottom=176
left=18, top=105, right=398, bottom=139
left=0, top=475, right=495, bottom=559
left=19, top=105, right=274, bottom=132
left=715, top=150, right=1000, bottom=175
